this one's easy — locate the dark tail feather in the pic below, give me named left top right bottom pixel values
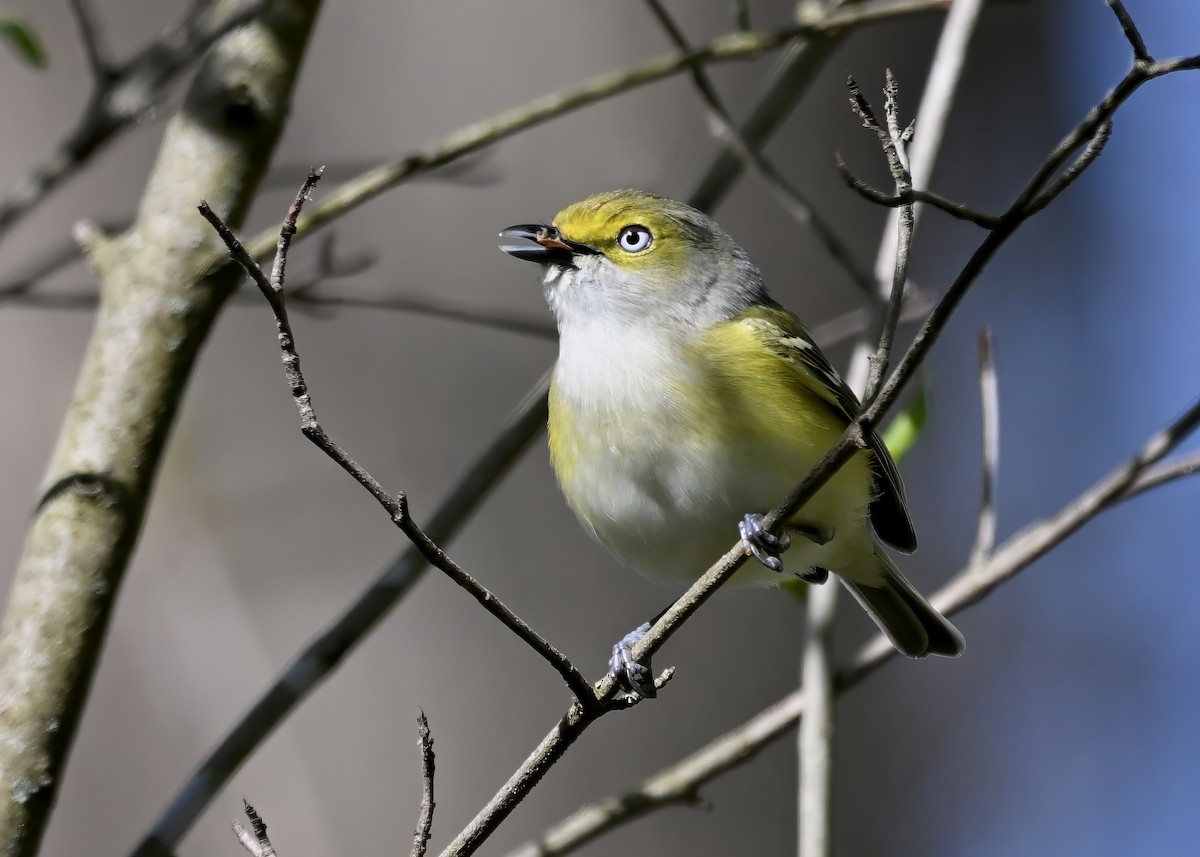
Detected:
left=842, top=550, right=964, bottom=658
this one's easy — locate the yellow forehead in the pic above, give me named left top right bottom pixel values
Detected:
left=552, top=189, right=701, bottom=273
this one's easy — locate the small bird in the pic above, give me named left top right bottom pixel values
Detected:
left=500, top=189, right=962, bottom=697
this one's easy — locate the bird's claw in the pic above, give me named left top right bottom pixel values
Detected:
left=739, top=513, right=790, bottom=572
left=609, top=622, right=656, bottom=700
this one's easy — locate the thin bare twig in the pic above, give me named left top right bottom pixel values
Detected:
left=66, top=0, right=111, bottom=80
left=198, top=173, right=594, bottom=706
left=232, top=801, right=277, bottom=857
left=131, top=372, right=552, bottom=857
left=970, top=329, right=1000, bottom=565
left=1023, top=120, right=1112, bottom=217
left=835, top=165, right=1004, bottom=227
left=853, top=69, right=915, bottom=406
left=1108, top=0, right=1151, bottom=64
left=412, top=711, right=436, bottom=857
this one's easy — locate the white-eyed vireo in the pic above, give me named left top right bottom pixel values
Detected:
left=500, top=189, right=962, bottom=696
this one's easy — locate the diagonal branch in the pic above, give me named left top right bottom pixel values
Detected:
left=199, top=174, right=594, bottom=705
left=411, top=711, right=436, bottom=857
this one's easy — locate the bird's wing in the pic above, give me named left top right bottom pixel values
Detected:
left=736, top=303, right=917, bottom=552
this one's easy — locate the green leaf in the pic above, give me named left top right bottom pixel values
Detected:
left=881, top=380, right=929, bottom=464
left=0, top=19, right=47, bottom=68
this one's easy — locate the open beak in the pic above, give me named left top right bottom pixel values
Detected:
left=498, top=224, right=599, bottom=264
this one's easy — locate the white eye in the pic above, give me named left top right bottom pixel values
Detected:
left=617, top=224, right=653, bottom=253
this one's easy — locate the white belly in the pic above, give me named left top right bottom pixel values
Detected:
left=549, top=327, right=871, bottom=588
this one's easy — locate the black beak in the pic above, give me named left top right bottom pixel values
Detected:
left=498, top=224, right=600, bottom=264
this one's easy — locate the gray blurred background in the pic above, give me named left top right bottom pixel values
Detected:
left=1, top=1, right=1198, bottom=854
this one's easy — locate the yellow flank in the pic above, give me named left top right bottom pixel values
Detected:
left=547, top=306, right=875, bottom=547
left=691, top=315, right=876, bottom=518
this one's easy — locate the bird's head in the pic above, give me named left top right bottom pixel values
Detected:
left=500, top=189, right=767, bottom=332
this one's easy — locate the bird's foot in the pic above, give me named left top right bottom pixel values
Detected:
left=609, top=622, right=656, bottom=700
left=739, top=512, right=790, bottom=572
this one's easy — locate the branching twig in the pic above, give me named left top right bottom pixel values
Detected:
left=835, top=166, right=1004, bottom=227
left=198, top=173, right=594, bottom=706
left=1108, top=0, right=1150, bottom=64
left=232, top=801, right=277, bottom=857
left=0, top=1, right=265, bottom=241
left=838, top=117, right=1113, bottom=227
left=1023, top=120, right=1112, bottom=217
left=412, top=711, right=436, bottom=857
left=641, top=0, right=882, bottom=300
left=66, top=0, right=110, bottom=80
left=131, top=372, right=552, bottom=857
left=851, top=69, right=915, bottom=405
left=970, top=329, right=1000, bottom=566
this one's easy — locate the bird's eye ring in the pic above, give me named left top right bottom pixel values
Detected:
left=617, top=224, right=653, bottom=253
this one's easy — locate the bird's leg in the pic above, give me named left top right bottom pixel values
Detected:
left=739, top=512, right=791, bottom=572
left=608, top=601, right=674, bottom=700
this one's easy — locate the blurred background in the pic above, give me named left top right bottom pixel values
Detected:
left=1, top=1, right=1198, bottom=854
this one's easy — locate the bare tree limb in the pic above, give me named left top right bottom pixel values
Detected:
left=0, top=4, right=323, bottom=854
left=412, top=711, right=436, bottom=857
left=970, top=328, right=1000, bottom=565
left=199, top=174, right=594, bottom=705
